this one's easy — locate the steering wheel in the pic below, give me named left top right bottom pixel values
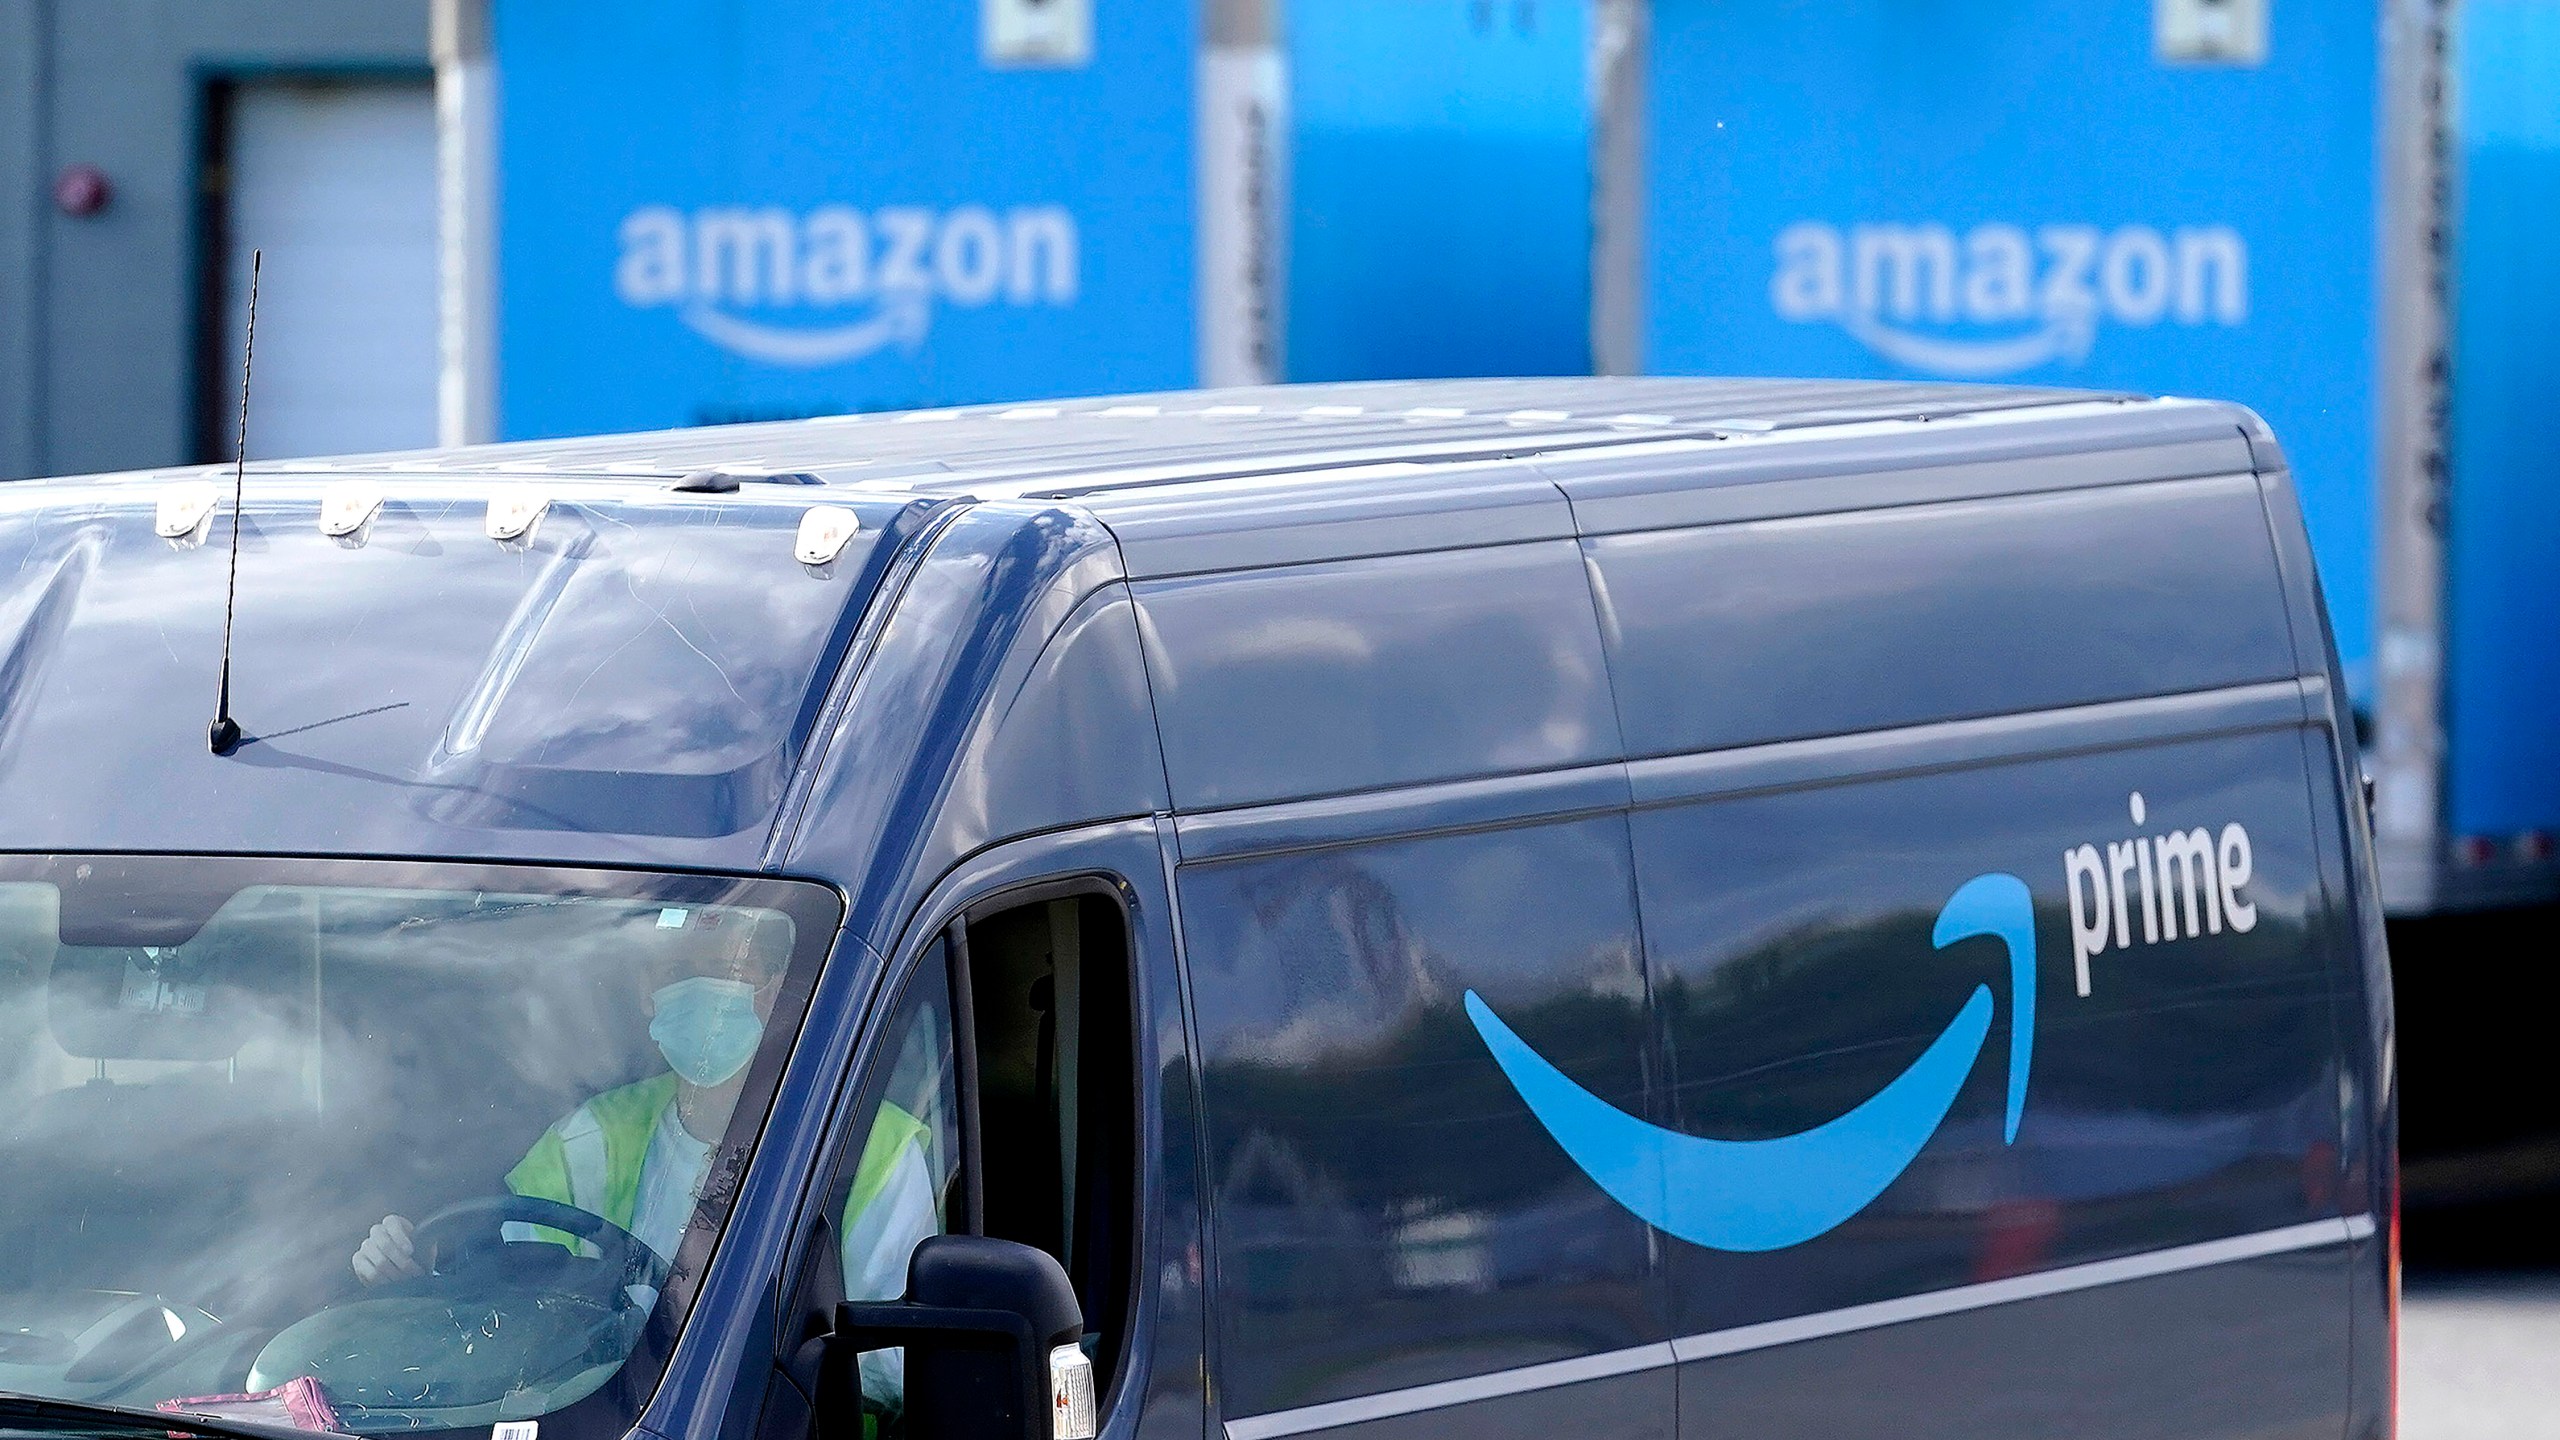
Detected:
left=396, top=1194, right=671, bottom=1299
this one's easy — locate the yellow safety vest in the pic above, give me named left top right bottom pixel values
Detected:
left=506, top=1075, right=932, bottom=1259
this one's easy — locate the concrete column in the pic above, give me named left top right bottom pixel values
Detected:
left=433, top=0, right=497, bottom=444
left=1589, top=0, right=1647, bottom=377
left=1196, top=0, right=1288, bottom=386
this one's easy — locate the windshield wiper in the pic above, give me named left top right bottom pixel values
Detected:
left=0, top=1393, right=345, bottom=1440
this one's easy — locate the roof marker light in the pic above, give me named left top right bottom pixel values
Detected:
left=673, top=469, right=822, bottom=492
left=795, top=506, right=862, bottom=566
left=1507, top=408, right=1572, bottom=423
left=1000, top=406, right=1061, bottom=420
left=1405, top=406, right=1467, bottom=420
left=1303, top=404, right=1364, bottom=418
left=319, top=483, right=384, bottom=538
left=1202, top=404, right=1261, bottom=417
left=486, top=493, right=548, bottom=543
left=156, top=481, right=221, bottom=540
left=1611, top=413, right=1675, bottom=426
left=1099, top=405, right=1160, bottom=418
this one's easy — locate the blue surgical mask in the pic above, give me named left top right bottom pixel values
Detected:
left=650, top=976, right=764, bottom=1087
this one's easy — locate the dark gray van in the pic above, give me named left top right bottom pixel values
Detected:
left=0, top=380, right=2391, bottom=1440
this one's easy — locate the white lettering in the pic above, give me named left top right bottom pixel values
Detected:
left=616, top=206, right=688, bottom=307
left=694, top=208, right=797, bottom=306
left=2058, top=797, right=2259, bottom=984
left=1007, top=206, right=1079, bottom=304
left=873, top=207, right=935, bottom=295
left=1768, top=219, right=2249, bottom=376
left=934, top=206, right=1005, bottom=307
left=2065, top=843, right=2110, bottom=997
left=2037, top=224, right=2103, bottom=324
left=2155, top=827, right=2223, bottom=938
left=2102, top=227, right=2173, bottom=325
left=2175, top=226, right=2249, bottom=323
left=1772, top=221, right=1844, bottom=320
left=1854, top=224, right=1958, bottom=322
left=801, top=206, right=871, bottom=305
left=1962, top=224, right=2035, bottom=322
left=2107, top=839, right=2139, bottom=950
left=2219, top=823, right=2258, bottom=932
left=611, top=201, right=1084, bottom=367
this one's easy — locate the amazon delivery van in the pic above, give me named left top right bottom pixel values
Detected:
left=0, top=379, right=2391, bottom=1440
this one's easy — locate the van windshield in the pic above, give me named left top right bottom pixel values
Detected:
left=0, top=855, right=840, bottom=1439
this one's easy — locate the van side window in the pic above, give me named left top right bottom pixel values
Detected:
left=823, top=961, right=964, bottom=1428
left=810, top=893, right=1136, bottom=1433
left=958, top=895, right=1137, bottom=1387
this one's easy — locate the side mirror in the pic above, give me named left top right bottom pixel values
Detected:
left=823, top=1234, right=1096, bottom=1440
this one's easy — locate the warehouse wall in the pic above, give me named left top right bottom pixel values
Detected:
left=0, top=0, right=427, bottom=481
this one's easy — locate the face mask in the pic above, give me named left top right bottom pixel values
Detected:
left=650, top=976, right=765, bottom=1088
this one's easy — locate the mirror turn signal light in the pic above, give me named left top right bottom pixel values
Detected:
left=1049, top=1343, right=1097, bottom=1440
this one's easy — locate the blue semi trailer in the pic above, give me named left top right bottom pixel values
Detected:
left=1616, top=0, right=2560, bottom=914
left=432, top=0, right=1597, bottom=439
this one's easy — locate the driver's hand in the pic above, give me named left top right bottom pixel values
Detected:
left=352, top=1214, right=425, bottom=1286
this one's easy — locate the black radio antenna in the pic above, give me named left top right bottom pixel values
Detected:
left=208, top=249, right=258, bottom=756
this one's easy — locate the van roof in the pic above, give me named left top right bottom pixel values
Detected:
left=112, top=377, right=2119, bottom=494
left=0, top=378, right=2264, bottom=873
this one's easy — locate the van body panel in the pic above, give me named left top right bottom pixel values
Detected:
left=779, top=501, right=1157, bottom=955
left=1539, top=400, right=2255, bottom=535
left=1172, top=762, right=1630, bottom=865
left=1240, top=1367, right=1677, bottom=1440
left=1090, top=459, right=1574, bottom=579
left=1630, top=728, right=2355, bottom=1440
left=2252, top=456, right=2396, bottom=1420
left=2253, top=467, right=2351, bottom=711
left=1672, top=1248, right=2350, bottom=1440
left=1175, top=814, right=1669, bottom=1421
left=956, top=583, right=1168, bottom=846
left=1547, top=437, right=2251, bottom=535
left=1587, top=477, right=2299, bottom=758
left=2288, top=716, right=2397, bottom=1440
left=1621, top=682, right=2312, bottom=810
left=1632, top=732, right=2346, bottom=1326
left=1132, top=541, right=1619, bottom=810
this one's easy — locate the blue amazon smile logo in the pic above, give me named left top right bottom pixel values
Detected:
left=1465, top=872, right=2037, bottom=1253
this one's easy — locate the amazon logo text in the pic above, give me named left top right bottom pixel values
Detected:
left=614, top=203, right=1080, bottom=369
left=1770, top=220, right=2249, bottom=378
left=2065, top=792, right=2257, bottom=999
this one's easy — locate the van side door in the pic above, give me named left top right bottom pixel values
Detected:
left=1125, top=530, right=1678, bottom=1440
left=1581, top=474, right=2361, bottom=1440
left=759, top=821, right=1209, bottom=1440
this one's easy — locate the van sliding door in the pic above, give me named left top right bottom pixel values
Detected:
left=1628, top=740, right=2352, bottom=1440
left=1179, top=815, right=1675, bottom=1440
left=1579, top=479, right=2357, bottom=1440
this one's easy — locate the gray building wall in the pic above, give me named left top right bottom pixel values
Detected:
left=0, top=0, right=428, bottom=481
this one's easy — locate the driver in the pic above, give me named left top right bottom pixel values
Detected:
left=349, top=913, right=940, bottom=1407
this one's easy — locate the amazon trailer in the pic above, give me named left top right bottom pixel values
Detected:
left=1609, top=0, right=2560, bottom=914
left=433, top=0, right=1605, bottom=445
left=431, top=0, right=1289, bottom=441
